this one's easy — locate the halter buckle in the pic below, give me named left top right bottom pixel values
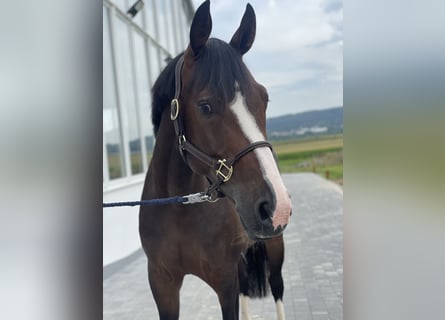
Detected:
left=216, top=159, right=233, bottom=182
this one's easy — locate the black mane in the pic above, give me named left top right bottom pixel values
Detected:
left=151, top=53, right=182, bottom=137
left=151, top=38, right=250, bottom=136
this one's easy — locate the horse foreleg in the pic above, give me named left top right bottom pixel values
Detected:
left=212, top=270, right=240, bottom=320
left=148, top=264, right=183, bottom=320
left=265, top=235, right=286, bottom=320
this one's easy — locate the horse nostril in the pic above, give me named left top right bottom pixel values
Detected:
left=258, top=201, right=273, bottom=222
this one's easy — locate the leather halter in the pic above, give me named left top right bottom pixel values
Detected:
left=170, top=55, right=273, bottom=199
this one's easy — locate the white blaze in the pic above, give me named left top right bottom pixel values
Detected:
left=229, top=91, right=291, bottom=229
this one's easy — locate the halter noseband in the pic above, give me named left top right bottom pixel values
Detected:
left=170, top=55, right=273, bottom=199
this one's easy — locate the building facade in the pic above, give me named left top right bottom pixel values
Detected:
left=103, top=0, right=194, bottom=265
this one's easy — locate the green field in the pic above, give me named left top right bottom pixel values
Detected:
left=273, top=135, right=343, bottom=183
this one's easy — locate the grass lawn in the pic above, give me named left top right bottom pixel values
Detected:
left=272, top=135, right=343, bottom=183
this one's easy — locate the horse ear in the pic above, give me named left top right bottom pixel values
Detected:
left=230, top=3, right=256, bottom=55
left=189, top=0, right=212, bottom=58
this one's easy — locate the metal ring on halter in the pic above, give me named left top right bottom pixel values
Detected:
left=171, top=99, right=180, bottom=120
left=205, top=190, right=220, bottom=203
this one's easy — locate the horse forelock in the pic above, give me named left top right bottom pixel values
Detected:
left=189, top=38, right=250, bottom=105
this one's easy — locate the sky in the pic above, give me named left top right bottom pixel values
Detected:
left=191, top=0, right=343, bottom=118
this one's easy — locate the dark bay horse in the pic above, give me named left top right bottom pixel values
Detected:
left=139, top=1, right=292, bottom=319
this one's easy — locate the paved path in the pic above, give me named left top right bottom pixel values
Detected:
left=103, top=173, right=343, bottom=319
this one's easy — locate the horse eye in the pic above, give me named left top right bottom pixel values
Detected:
left=198, top=103, right=212, bottom=115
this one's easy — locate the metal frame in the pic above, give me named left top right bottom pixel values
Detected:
left=111, top=11, right=133, bottom=180
left=104, top=5, right=127, bottom=182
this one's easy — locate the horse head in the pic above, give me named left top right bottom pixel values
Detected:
left=174, top=1, right=292, bottom=240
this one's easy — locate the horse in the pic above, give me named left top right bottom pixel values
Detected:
left=139, top=1, right=292, bottom=319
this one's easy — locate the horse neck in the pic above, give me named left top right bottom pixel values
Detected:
left=148, top=111, right=207, bottom=197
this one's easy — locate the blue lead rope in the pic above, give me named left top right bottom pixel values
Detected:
left=103, top=192, right=215, bottom=208
left=103, top=196, right=185, bottom=208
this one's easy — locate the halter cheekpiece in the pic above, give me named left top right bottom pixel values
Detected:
left=170, top=55, right=273, bottom=200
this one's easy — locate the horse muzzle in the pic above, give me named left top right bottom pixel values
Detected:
left=235, top=189, right=292, bottom=240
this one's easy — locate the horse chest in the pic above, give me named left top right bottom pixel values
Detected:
left=141, top=205, right=248, bottom=265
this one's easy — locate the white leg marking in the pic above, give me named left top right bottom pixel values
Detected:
left=229, top=91, right=292, bottom=229
left=240, top=294, right=251, bottom=320
left=276, top=299, right=286, bottom=320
